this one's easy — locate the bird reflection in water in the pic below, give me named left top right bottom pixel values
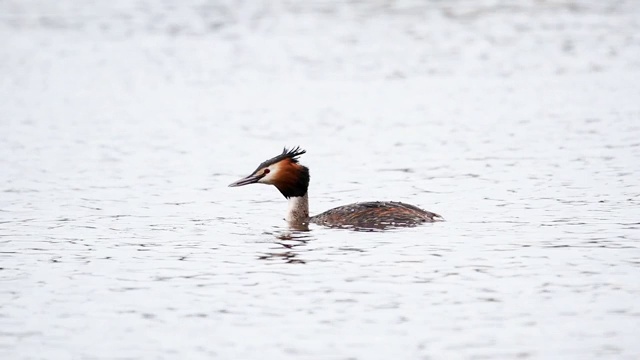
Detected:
left=258, top=225, right=313, bottom=264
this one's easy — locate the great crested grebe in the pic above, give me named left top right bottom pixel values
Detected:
left=229, top=147, right=443, bottom=229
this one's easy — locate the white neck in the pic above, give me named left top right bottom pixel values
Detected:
left=286, top=193, right=309, bottom=224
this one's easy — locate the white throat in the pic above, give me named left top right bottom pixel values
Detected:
left=286, top=193, right=309, bottom=224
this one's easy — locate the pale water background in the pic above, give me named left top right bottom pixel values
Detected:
left=1, top=1, right=640, bottom=359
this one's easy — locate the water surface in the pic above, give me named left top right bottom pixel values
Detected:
left=1, top=1, right=639, bottom=359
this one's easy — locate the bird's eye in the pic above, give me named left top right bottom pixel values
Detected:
left=264, top=169, right=270, bottom=174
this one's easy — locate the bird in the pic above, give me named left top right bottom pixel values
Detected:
left=229, top=147, right=443, bottom=230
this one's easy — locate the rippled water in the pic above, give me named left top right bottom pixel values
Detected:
left=1, top=1, right=639, bottom=359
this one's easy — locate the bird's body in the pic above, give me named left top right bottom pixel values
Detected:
left=229, top=147, right=442, bottom=229
left=311, top=200, right=441, bottom=229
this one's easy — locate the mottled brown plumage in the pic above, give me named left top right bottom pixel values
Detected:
left=311, top=201, right=442, bottom=230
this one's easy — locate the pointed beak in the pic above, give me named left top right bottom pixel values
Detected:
left=228, top=173, right=263, bottom=187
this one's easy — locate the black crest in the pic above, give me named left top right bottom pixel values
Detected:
left=253, top=146, right=306, bottom=173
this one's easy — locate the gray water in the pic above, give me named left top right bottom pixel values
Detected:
left=1, top=1, right=640, bottom=359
